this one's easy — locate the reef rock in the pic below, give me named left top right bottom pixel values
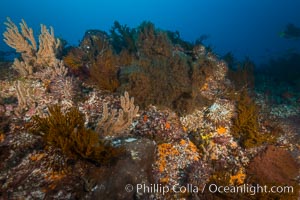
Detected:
left=88, top=138, right=156, bottom=200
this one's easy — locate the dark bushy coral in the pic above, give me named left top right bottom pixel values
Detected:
left=110, top=21, right=137, bottom=54
left=246, top=145, right=299, bottom=199
left=62, top=22, right=215, bottom=114
left=30, top=105, right=123, bottom=164
left=118, top=25, right=215, bottom=114
left=136, top=22, right=172, bottom=57
left=89, top=48, right=119, bottom=92
left=227, top=58, right=255, bottom=90
left=63, top=48, right=89, bottom=79
left=64, top=30, right=120, bottom=91
left=231, top=90, right=274, bottom=148
left=120, top=54, right=192, bottom=112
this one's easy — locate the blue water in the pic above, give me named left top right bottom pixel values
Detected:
left=1, top=0, right=300, bottom=65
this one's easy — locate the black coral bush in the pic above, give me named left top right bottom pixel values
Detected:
left=30, top=105, right=123, bottom=164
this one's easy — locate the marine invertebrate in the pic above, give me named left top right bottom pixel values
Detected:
left=110, top=21, right=137, bottom=54
left=227, top=58, right=255, bottom=90
left=136, top=21, right=172, bottom=57
left=63, top=48, right=90, bottom=80
left=192, top=56, right=230, bottom=101
left=96, top=91, right=139, bottom=137
left=247, top=145, right=299, bottom=185
left=78, top=91, right=104, bottom=128
left=68, top=29, right=120, bottom=91
left=205, top=99, right=235, bottom=125
left=36, top=60, right=68, bottom=80
left=154, top=139, right=200, bottom=186
left=14, top=80, right=37, bottom=113
left=63, top=48, right=85, bottom=71
left=216, top=126, right=227, bottom=134
left=246, top=145, right=300, bottom=199
left=48, top=76, right=75, bottom=108
left=229, top=168, right=246, bottom=185
left=180, top=109, right=205, bottom=132
left=114, top=21, right=231, bottom=114
left=157, top=143, right=180, bottom=173
left=3, top=18, right=76, bottom=117
left=120, top=49, right=196, bottom=114
left=12, top=62, right=74, bottom=117
left=231, top=90, right=273, bottom=148
left=30, top=105, right=123, bottom=164
left=89, top=48, right=119, bottom=92
left=3, top=18, right=61, bottom=77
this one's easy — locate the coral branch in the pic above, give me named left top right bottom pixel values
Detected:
left=3, top=18, right=36, bottom=56
left=12, top=58, right=33, bottom=76
left=37, top=60, right=68, bottom=79
left=14, top=80, right=36, bottom=112
left=96, top=91, right=139, bottom=137
left=14, top=81, right=27, bottom=110
left=3, top=18, right=61, bottom=77
left=36, top=25, right=60, bottom=67
left=20, top=19, right=37, bottom=51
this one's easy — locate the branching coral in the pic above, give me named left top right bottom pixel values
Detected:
left=117, top=21, right=223, bottom=115
left=30, top=105, right=123, bottom=164
left=89, top=48, right=120, bottom=92
left=227, top=58, right=255, bottom=91
left=3, top=18, right=61, bottom=77
left=63, top=48, right=88, bottom=79
left=13, top=80, right=44, bottom=115
left=36, top=60, right=68, bottom=80
left=136, top=21, right=177, bottom=57
left=36, top=25, right=61, bottom=67
left=110, top=21, right=137, bottom=54
left=232, top=90, right=274, bottom=148
left=66, top=30, right=120, bottom=91
left=3, top=18, right=37, bottom=56
left=96, top=91, right=139, bottom=137
left=12, top=63, right=73, bottom=116
left=12, top=58, right=33, bottom=77
left=3, top=18, right=77, bottom=116
left=120, top=52, right=195, bottom=114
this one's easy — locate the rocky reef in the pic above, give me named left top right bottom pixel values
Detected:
left=0, top=18, right=299, bottom=199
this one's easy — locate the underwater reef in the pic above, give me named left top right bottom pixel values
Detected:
left=0, top=18, right=299, bottom=200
